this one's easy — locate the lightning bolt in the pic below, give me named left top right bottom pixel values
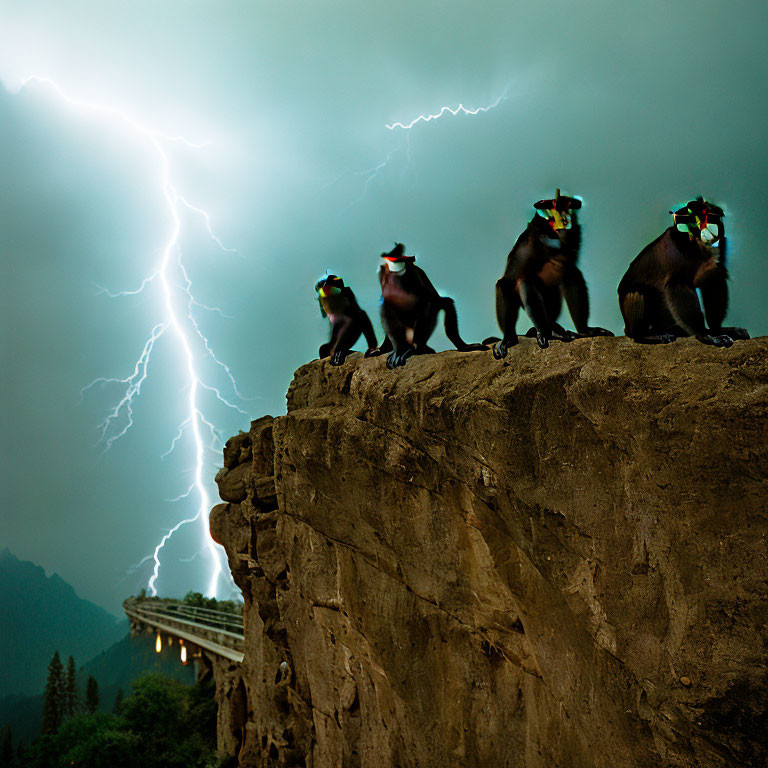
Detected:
left=325, top=85, right=510, bottom=205
left=5, top=74, right=244, bottom=599
left=328, top=138, right=412, bottom=207
left=385, top=85, right=510, bottom=131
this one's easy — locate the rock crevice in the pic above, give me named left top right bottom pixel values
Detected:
left=211, top=338, right=768, bottom=767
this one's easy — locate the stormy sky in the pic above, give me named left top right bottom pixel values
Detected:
left=1, top=0, right=767, bottom=613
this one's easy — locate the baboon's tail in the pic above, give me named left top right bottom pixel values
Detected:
left=441, top=297, right=484, bottom=351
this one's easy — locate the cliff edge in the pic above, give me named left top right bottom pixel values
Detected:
left=210, top=337, right=768, bottom=768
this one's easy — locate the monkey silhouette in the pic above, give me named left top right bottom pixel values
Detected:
left=492, top=189, right=613, bottom=359
left=618, top=198, right=749, bottom=345
left=370, top=243, right=484, bottom=369
left=315, top=274, right=378, bottom=365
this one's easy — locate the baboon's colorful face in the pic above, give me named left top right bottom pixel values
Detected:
left=541, top=207, right=573, bottom=231
left=381, top=244, right=416, bottom=274
left=534, top=192, right=581, bottom=232
left=672, top=200, right=724, bottom=245
left=315, top=275, right=345, bottom=298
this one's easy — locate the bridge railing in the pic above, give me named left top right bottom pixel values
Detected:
left=154, top=602, right=244, bottom=635
left=124, top=597, right=245, bottom=663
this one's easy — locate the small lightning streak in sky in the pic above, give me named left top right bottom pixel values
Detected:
left=385, top=85, right=510, bottom=131
left=351, top=139, right=409, bottom=206
left=7, top=74, right=242, bottom=599
left=319, top=134, right=413, bottom=209
left=324, top=85, right=510, bottom=205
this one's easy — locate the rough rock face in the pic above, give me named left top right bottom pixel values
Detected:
left=210, top=337, right=768, bottom=768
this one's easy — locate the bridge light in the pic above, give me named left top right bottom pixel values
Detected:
left=180, top=640, right=187, bottom=664
left=155, top=633, right=162, bottom=653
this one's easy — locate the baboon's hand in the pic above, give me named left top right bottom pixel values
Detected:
left=492, top=341, right=508, bottom=360
left=551, top=327, right=576, bottom=342
left=697, top=333, right=733, bottom=348
left=386, top=347, right=415, bottom=369
left=578, top=326, right=614, bottom=338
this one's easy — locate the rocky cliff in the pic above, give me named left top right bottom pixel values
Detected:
left=210, top=337, right=768, bottom=768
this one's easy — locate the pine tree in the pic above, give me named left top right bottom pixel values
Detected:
left=0, top=725, right=12, bottom=765
left=113, top=688, right=124, bottom=714
left=85, top=675, right=99, bottom=714
left=63, top=655, right=78, bottom=718
left=42, top=650, right=65, bottom=734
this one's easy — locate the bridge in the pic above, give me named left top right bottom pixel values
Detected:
left=124, top=597, right=244, bottom=663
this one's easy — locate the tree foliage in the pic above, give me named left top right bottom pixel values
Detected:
left=63, top=656, right=78, bottom=718
left=183, top=591, right=242, bottom=616
left=41, top=651, right=64, bottom=734
left=1, top=725, right=12, bottom=765
left=30, top=714, right=137, bottom=768
left=112, top=688, right=124, bottom=714
left=85, top=676, right=99, bottom=715
left=15, top=674, right=220, bottom=768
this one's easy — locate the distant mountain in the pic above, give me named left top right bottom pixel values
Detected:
left=0, top=632, right=195, bottom=744
left=0, top=548, right=127, bottom=698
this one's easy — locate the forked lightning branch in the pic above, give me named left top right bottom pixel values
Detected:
left=5, top=75, right=244, bottom=599
left=4, top=75, right=509, bottom=599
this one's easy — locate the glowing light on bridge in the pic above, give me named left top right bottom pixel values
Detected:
left=155, top=633, right=162, bottom=653
left=4, top=74, right=244, bottom=599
